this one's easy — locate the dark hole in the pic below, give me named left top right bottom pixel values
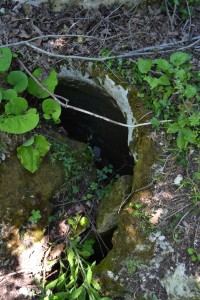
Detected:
left=56, top=79, right=134, bottom=175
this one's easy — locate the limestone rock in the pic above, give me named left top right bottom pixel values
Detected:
left=96, top=175, right=132, bottom=235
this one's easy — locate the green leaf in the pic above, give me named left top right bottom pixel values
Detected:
left=5, top=97, right=28, bottom=115
left=150, top=117, right=160, bottom=128
left=34, top=135, right=51, bottom=156
left=17, top=135, right=50, bottom=173
left=67, top=249, right=75, bottom=267
left=170, top=52, right=190, bottom=66
left=86, top=266, right=93, bottom=284
left=138, top=58, right=153, bottom=74
left=144, top=76, right=159, bottom=88
left=45, top=277, right=59, bottom=290
left=187, top=248, right=195, bottom=255
left=3, top=89, right=18, bottom=101
left=184, top=85, right=197, bottom=98
left=157, top=75, right=170, bottom=86
left=17, top=146, right=41, bottom=173
left=189, top=113, right=200, bottom=126
left=0, top=108, right=39, bottom=134
left=28, top=209, right=41, bottom=223
left=154, top=59, right=171, bottom=71
left=182, top=127, right=197, bottom=143
left=71, top=286, right=83, bottom=299
left=177, top=130, right=186, bottom=149
left=79, top=216, right=89, bottom=227
left=0, top=48, right=12, bottom=71
left=167, top=123, right=180, bottom=133
left=28, top=68, right=58, bottom=99
left=42, top=98, right=61, bottom=123
left=7, top=71, right=28, bottom=92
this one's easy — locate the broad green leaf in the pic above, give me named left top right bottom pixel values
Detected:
left=167, top=123, right=180, bottom=133
left=7, top=71, right=28, bottom=92
left=0, top=48, right=12, bottom=71
left=177, top=131, right=186, bottom=149
left=144, top=76, right=159, bottom=88
left=5, top=97, right=28, bottom=115
left=0, top=89, right=2, bottom=102
left=67, top=249, right=75, bottom=267
left=157, top=75, right=170, bottom=86
left=28, top=68, right=58, bottom=99
left=154, top=59, right=171, bottom=71
left=86, top=266, right=92, bottom=284
left=17, top=145, right=41, bottom=173
left=42, top=98, right=61, bottom=123
left=184, top=85, right=197, bottom=98
left=174, top=69, right=186, bottom=81
left=170, top=52, right=190, bottom=66
left=0, top=108, right=39, bottom=134
left=137, top=58, right=153, bottom=74
left=3, top=89, right=18, bottom=101
left=17, top=135, right=50, bottom=173
left=33, top=135, right=51, bottom=156
left=71, top=286, right=83, bottom=299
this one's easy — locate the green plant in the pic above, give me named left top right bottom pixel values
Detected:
left=28, top=209, right=42, bottom=223
left=42, top=238, right=111, bottom=300
left=0, top=47, right=61, bottom=173
left=187, top=247, right=200, bottom=262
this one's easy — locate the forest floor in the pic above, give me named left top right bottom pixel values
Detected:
left=0, top=1, right=200, bottom=299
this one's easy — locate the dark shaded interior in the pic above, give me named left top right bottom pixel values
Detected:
left=56, top=79, right=134, bottom=175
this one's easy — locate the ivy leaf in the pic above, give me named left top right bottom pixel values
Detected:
left=42, top=98, right=61, bottom=123
left=0, top=108, right=39, bottom=134
left=137, top=58, right=153, bottom=74
left=17, top=135, right=50, bottom=173
left=7, top=71, right=28, bottom=93
left=28, top=68, right=58, bottom=99
left=3, top=89, right=18, bottom=101
left=5, top=97, right=28, bottom=115
left=0, top=48, right=12, bottom=71
left=154, top=59, right=171, bottom=71
left=170, top=52, right=190, bottom=66
left=184, top=85, right=197, bottom=99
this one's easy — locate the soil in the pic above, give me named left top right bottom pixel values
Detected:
left=0, top=1, right=199, bottom=299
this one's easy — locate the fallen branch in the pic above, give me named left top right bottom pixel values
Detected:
left=0, top=35, right=199, bottom=61
left=18, top=58, right=172, bottom=129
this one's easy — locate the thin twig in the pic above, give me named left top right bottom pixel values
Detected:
left=17, top=58, right=172, bottom=129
